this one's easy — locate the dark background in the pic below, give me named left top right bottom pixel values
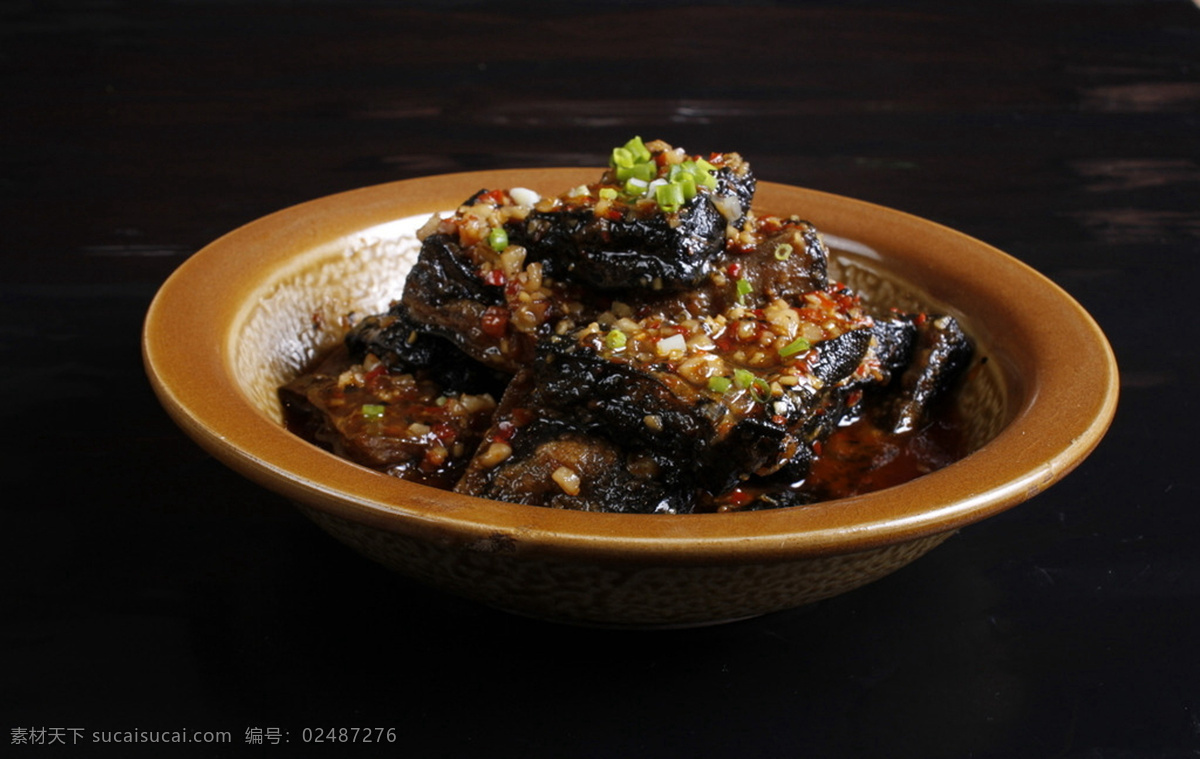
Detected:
left=3, top=1, right=1198, bottom=757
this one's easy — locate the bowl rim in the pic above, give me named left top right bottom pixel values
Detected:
left=143, top=167, right=1119, bottom=564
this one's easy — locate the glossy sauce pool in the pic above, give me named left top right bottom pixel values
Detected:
left=711, top=390, right=968, bottom=511
left=803, top=403, right=967, bottom=501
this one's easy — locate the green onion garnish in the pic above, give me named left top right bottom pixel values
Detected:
left=623, top=177, right=649, bottom=196
left=675, top=173, right=697, bottom=202
left=616, top=160, right=656, bottom=183
left=605, top=329, right=628, bottom=351
left=749, top=377, right=772, bottom=404
left=729, top=369, right=772, bottom=404
left=656, top=182, right=685, bottom=213
left=612, top=146, right=636, bottom=169
left=708, top=376, right=732, bottom=394
left=487, top=226, right=508, bottom=252
left=361, top=404, right=385, bottom=420
left=607, top=137, right=718, bottom=210
left=612, top=137, right=656, bottom=185
left=736, top=277, right=752, bottom=304
left=774, top=243, right=793, bottom=261
left=779, top=337, right=811, bottom=358
left=624, top=136, right=651, bottom=163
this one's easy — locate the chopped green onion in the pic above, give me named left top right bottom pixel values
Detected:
left=361, top=403, right=385, bottom=420
left=612, top=138, right=656, bottom=186
left=624, top=135, right=652, bottom=163
left=611, top=146, right=635, bottom=169
left=708, top=376, right=732, bottom=394
left=749, top=377, right=772, bottom=403
left=774, top=243, right=793, bottom=261
left=609, top=137, right=718, bottom=208
left=623, top=177, right=649, bottom=196
left=669, top=160, right=717, bottom=192
left=676, top=173, right=697, bottom=201
left=656, top=182, right=685, bottom=212
left=615, top=160, right=656, bottom=183
left=735, top=277, right=752, bottom=304
left=605, top=329, right=628, bottom=350
left=487, top=226, right=508, bottom=252
left=598, top=187, right=618, bottom=201
left=730, top=369, right=771, bottom=403
left=779, top=337, right=811, bottom=357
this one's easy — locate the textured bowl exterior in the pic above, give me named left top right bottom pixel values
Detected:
left=143, top=169, right=1119, bottom=626
left=301, top=505, right=954, bottom=626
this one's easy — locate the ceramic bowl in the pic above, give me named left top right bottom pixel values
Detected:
left=143, top=168, right=1118, bottom=627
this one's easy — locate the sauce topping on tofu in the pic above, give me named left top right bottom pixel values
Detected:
left=281, top=138, right=975, bottom=513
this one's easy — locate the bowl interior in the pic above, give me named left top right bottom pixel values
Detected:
left=144, top=169, right=1117, bottom=561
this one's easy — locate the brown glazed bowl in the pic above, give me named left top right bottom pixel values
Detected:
left=143, top=168, right=1118, bottom=627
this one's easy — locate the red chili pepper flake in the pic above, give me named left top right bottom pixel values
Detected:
left=432, top=422, right=458, bottom=444
left=364, top=363, right=388, bottom=383
left=726, top=262, right=742, bottom=278
left=494, top=420, right=516, bottom=442
left=422, top=447, right=448, bottom=469
left=482, top=268, right=507, bottom=287
left=725, top=488, right=755, bottom=509
left=480, top=306, right=509, bottom=338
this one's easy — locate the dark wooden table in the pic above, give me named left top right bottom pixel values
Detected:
left=4, top=1, right=1198, bottom=756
